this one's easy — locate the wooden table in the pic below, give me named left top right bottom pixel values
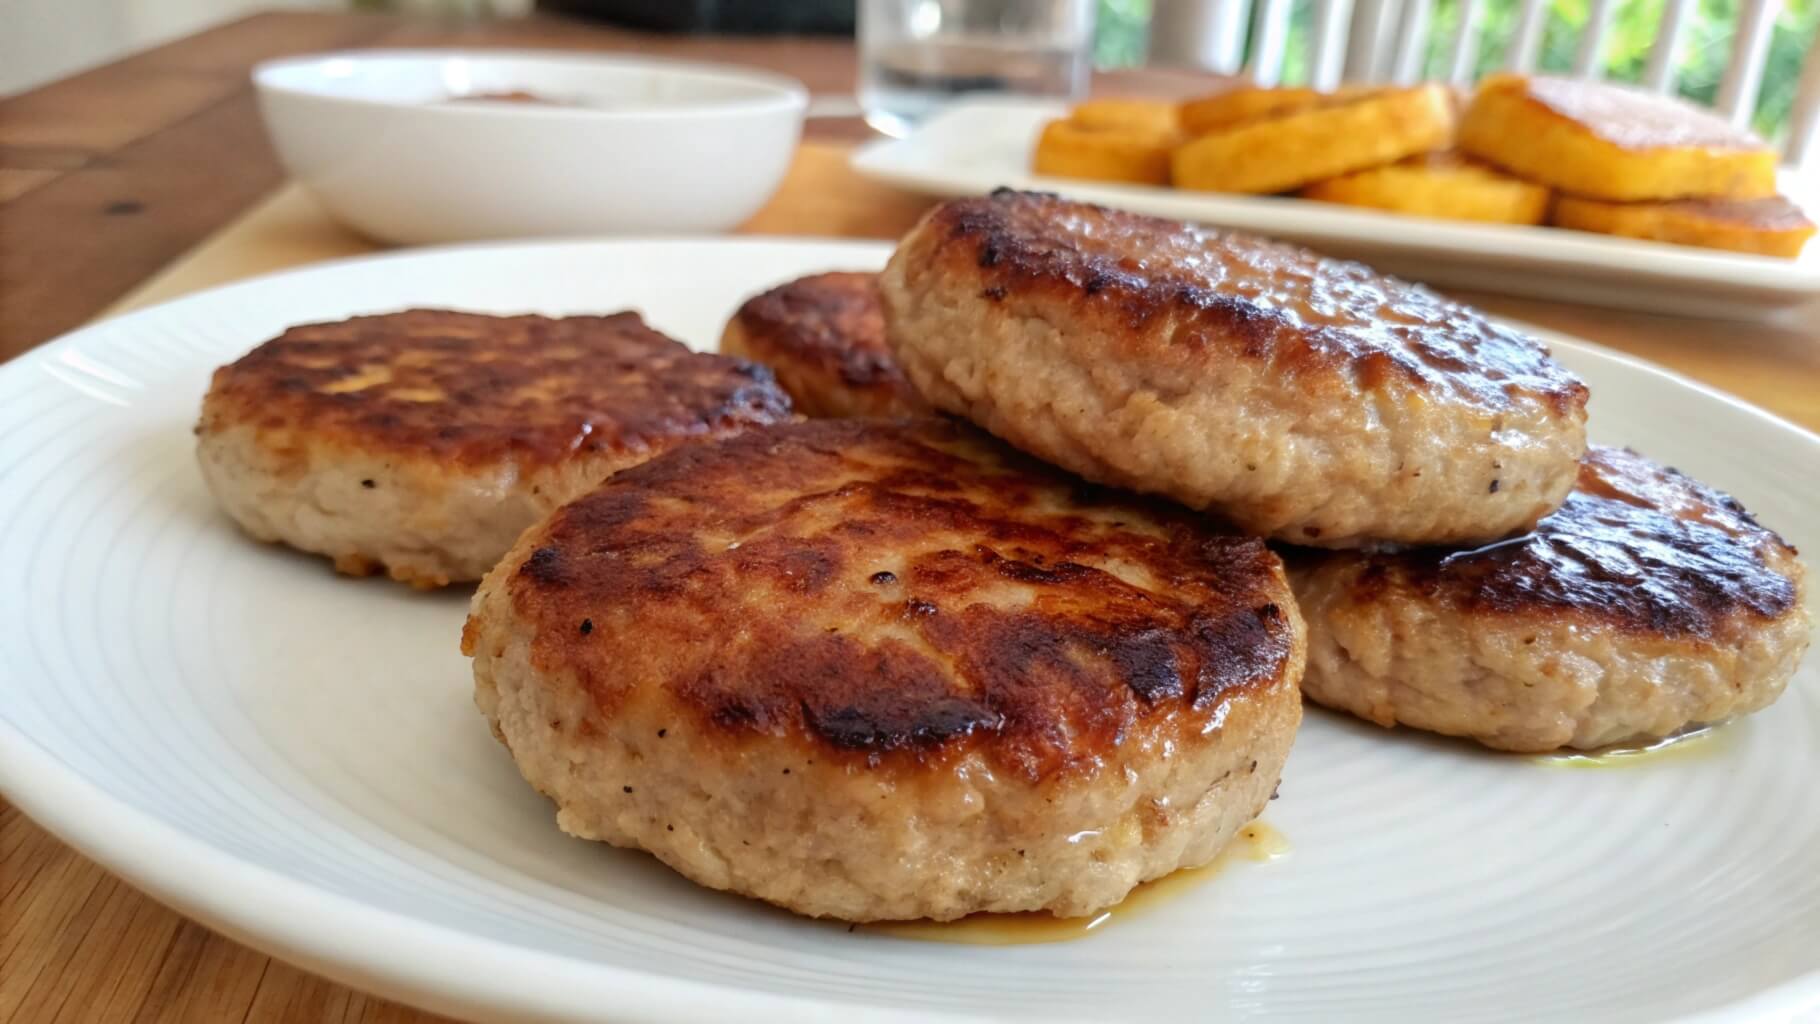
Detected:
left=3, top=11, right=1818, bottom=1024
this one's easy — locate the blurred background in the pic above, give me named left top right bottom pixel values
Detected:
left=4, top=0, right=1816, bottom=137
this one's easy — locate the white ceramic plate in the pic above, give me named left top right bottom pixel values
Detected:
left=850, top=98, right=1820, bottom=319
left=3, top=238, right=1819, bottom=1023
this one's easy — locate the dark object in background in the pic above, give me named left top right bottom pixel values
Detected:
left=539, top=0, right=855, bottom=34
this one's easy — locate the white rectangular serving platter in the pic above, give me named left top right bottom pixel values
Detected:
left=851, top=98, right=1820, bottom=319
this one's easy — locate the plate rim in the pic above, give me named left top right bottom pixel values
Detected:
left=0, top=718, right=951, bottom=1024
left=2, top=234, right=1818, bottom=1023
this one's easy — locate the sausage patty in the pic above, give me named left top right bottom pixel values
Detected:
left=196, top=309, right=794, bottom=587
left=880, top=189, right=1590, bottom=548
left=464, top=418, right=1305, bottom=921
left=1289, top=446, right=1810, bottom=751
left=718, top=271, right=928, bottom=418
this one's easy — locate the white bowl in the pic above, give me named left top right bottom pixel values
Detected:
left=253, top=51, right=807, bottom=245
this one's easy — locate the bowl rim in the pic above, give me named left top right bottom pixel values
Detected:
left=252, top=49, right=810, bottom=122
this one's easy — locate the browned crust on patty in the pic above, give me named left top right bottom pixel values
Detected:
left=200, top=309, right=794, bottom=468
left=1290, top=446, right=1801, bottom=637
left=475, top=418, right=1300, bottom=781
left=719, top=273, right=926, bottom=418
left=913, top=189, right=1588, bottom=416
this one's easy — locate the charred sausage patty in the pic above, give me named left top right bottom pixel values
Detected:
left=1289, top=446, right=1809, bottom=751
left=197, top=309, right=793, bottom=586
left=464, top=418, right=1306, bottom=920
left=719, top=271, right=929, bottom=418
left=880, top=190, right=1589, bottom=548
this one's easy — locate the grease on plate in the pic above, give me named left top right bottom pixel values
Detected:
left=864, top=820, right=1288, bottom=946
left=1534, top=722, right=1735, bottom=769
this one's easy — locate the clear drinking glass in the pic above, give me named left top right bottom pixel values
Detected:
left=858, top=0, right=1095, bottom=137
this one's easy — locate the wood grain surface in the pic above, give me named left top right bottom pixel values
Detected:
left=3, top=10, right=1819, bottom=1024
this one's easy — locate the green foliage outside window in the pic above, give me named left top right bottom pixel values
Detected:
left=1095, top=0, right=1156, bottom=67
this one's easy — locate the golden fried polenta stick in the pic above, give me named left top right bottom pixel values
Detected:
left=1178, top=86, right=1323, bottom=135
left=1067, top=97, right=1180, bottom=135
left=1033, top=119, right=1175, bottom=186
left=1172, top=84, right=1455, bottom=195
left=1551, top=194, right=1815, bottom=257
left=1459, top=74, right=1777, bottom=201
left=1300, top=152, right=1550, bottom=225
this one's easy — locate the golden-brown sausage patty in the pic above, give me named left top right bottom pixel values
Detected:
left=718, top=271, right=928, bottom=418
left=1290, top=446, right=1810, bottom=751
left=880, top=189, right=1591, bottom=548
left=197, top=309, right=794, bottom=587
left=465, top=418, right=1306, bottom=921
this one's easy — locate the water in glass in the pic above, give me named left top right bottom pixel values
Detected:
left=858, top=0, right=1094, bottom=137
